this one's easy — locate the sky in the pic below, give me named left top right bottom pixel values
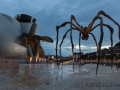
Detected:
left=0, top=0, right=120, bottom=56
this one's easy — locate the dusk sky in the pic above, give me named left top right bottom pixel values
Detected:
left=1, top=0, right=120, bottom=56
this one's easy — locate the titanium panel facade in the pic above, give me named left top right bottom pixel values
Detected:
left=0, top=13, right=53, bottom=59
left=0, top=13, right=28, bottom=58
left=0, top=13, right=39, bottom=59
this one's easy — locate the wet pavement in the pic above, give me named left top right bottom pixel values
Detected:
left=0, top=63, right=120, bottom=90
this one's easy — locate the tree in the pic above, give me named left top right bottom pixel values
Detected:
left=114, top=42, right=120, bottom=47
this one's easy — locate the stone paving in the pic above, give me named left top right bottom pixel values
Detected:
left=0, top=63, right=120, bottom=90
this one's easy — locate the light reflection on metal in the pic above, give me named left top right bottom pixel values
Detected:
left=36, top=58, right=37, bottom=63
left=44, top=58, right=46, bottom=62
left=52, top=56, right=54, bottom=59
left=30, top=57, right=32, bottom=64
left=39, top=58, right=41, bottom=63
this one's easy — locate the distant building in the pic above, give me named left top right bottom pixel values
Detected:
left=73, top=52, right=83, bottom=59
left=82, top=46, right=120, bottom=59
left=105, top=46, right=120, bottom=58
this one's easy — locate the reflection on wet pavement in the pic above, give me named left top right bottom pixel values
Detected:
left=14, top=71, right=40, bottom=87
left=0, top=63, right=120, bottom=90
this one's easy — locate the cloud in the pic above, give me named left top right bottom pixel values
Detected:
left=59, top=44, right=111, bottom=55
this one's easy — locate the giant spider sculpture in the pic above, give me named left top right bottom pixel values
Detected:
left=56, top=10, right=120, bottom=75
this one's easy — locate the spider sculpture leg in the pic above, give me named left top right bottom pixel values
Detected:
left=59, top=24, right=103, bottom=74
left=59, top=30, right=98, bottom=68
left=97, top=10, right=120, bottom=39
left=56, top=26, right=59, bottom=65
left=90, top=33, right=98, bottom=50
left=91, top=23, right=114, bottom=68
left=95, top=16, right=104, bottom=75
left=70, top=15, right=75, bottom=71
left=87, top=16, right=104, bottom=75
left=56, top=22, right=80, bottom=66
left=79, top=32, right=81, bottom=67
left=59, top=31, right=82, bottom=68
left=86, top=11, right=120, bottom=38
left=71, top=13, right=118, bottom=73
left=70, top=15, right=88, bottom=70
left=83, top=14, right=114, bottom=74
left=59, top=29, right=72, bottom=65
left=59, top=28, right=78, bottom=61
left=59, top=29, right=70, bottom=59
left=91, top=24, right=114, bottom=65
left=91, top=23, right=114, bottom=74
left=57, top=15, right=85, bottom=68
left=71, top=15, right=103, bottom=70
left=59, top=28, right=82, bottom=68
left=89, top=33, right=98, bottom=63
left=57, top=15, right=86, bottom=60
left=97, top=11, right=120, bottom=69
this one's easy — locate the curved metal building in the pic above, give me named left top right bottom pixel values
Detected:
left=0, top=13, right=53, bottom=59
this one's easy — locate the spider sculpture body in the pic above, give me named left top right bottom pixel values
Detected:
left=56, top=10, right=120, bottom=75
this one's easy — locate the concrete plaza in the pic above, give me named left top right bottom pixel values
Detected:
left=0, top=62, right=120, bottom=90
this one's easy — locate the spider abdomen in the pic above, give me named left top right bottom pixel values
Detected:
left=82, top=34, right=89, bottom=40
